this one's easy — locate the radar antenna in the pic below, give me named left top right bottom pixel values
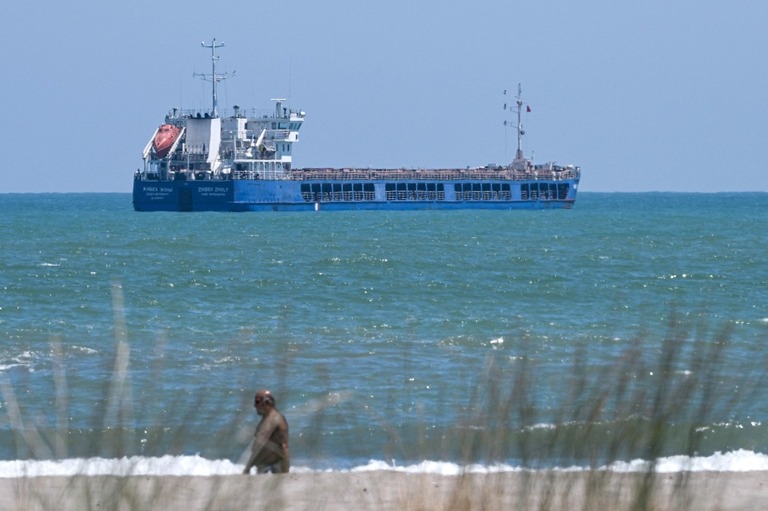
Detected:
left=194, top=38, right=236, bottom=117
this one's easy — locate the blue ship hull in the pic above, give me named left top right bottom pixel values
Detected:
left=132, top=177, right=579, bottom=212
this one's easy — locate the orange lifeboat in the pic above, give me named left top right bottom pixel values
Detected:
left=153, top=124, right=181, bottom=158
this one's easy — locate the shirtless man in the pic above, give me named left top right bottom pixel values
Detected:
left=243, top=389, right=290, bottom=474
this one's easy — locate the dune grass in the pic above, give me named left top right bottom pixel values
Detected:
left=1, top=285, right=764, bottom=510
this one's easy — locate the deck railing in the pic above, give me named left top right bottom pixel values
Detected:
left=138, top=166, right=580, bottom=183
left=287, top=168, right=579, bottom=182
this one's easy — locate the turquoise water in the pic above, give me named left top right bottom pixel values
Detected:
left=1, top=193, right=767, bottom=470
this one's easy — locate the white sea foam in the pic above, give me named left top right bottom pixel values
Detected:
left=0, top=455, right=243, bottom=478
left=2, top=450, right=768, bottom=478
left=0, top=351, right=41, bottom=373
left=608, top=449, right=768, bottom=473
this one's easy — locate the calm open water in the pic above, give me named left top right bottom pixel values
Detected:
left=1, top=192, right=767, bottom=473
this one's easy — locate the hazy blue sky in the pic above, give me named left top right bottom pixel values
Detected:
left=2, top=1, right=767, bottom=192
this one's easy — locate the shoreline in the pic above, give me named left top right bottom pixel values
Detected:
left=3, top=471, right=768, bottom=511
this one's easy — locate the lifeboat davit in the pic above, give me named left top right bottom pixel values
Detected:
left=153, top=124, right=181, bottom=158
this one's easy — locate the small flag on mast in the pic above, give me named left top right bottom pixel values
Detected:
left=527, top=105, right=531, bottom=113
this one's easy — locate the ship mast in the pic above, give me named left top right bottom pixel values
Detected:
left=503, top=83, right=527, bottom=164
left=194, top=38, right=235, bottom=117
left=515, top=83, right=525, bottom=161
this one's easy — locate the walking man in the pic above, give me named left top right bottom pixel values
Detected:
left=243, top=389, right=290, bottom=474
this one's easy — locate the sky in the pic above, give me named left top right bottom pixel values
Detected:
left=2, top=0, right=767, bottom=193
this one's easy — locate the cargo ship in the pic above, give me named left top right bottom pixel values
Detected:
left=132, top=40, right=580, bottom=212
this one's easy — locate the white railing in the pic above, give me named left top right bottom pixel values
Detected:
left=288, top=167, right=580, bottom=182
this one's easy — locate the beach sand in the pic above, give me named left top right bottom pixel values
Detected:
left=2, top=471, right=767, bottom=510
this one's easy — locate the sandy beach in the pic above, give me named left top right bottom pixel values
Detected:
left=2, top=471, right=767, bottom=511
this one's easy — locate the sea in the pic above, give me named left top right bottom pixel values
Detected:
left=1, top=192, right=768, bottom=478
